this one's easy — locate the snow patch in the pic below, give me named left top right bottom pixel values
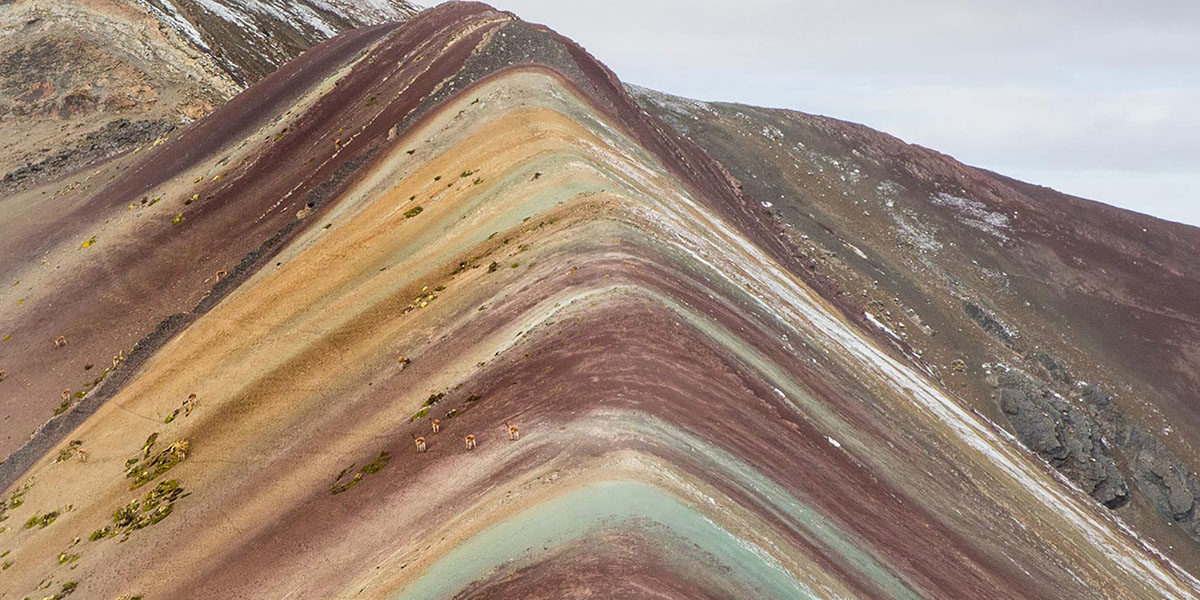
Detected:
left=930, top=193, right=1011, bottom=240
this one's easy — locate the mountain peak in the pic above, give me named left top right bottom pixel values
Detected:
left=1, top=3, right=1199, bottom=598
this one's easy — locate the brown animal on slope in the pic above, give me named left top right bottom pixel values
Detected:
left=464, top=434, right=476, bottom=450
left=504, top=422, right=519, bottom=441
left=431, top=419, right=440, bottom=434
left=397, top=355, right=410, bottom=372
left=412, top=433, right=427, bottom=453
left=53, top=336, right=67, bottom=348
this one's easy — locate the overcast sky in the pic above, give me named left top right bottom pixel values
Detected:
left=464, top=0, right=1200, bottom=226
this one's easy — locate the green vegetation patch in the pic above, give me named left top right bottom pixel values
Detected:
left=330, top=451, right=391, bottom=495
left=91, top=479, right=186, bottom=542
left=42, top=581, right=78, bottom=599
left=0, top=480, right=32, bottom=523
left=125, top=439, right=189, bottom=488
left=404, top=206, right=424, bottom=218
left=24, top=510, right=59, bottom=529
left=55, top=440, right=85, bottom=463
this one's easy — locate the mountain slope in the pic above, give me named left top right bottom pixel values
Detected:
left=632, top=87, right=1200, bottom=570
left=0, top=0, right=419, bottom=191
left=0, top=2, right=1198, bottom=599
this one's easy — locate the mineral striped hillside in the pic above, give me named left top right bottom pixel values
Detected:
left=1, top=2, right=1199, bottom=599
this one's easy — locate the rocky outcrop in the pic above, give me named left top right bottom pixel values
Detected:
left=992, top=368, right=1200, bottom=543
left=2, top=118, right=174, bottom=187
left=993, top=371, right=1129, bottom=508
left=1131, top=430, right=1200, bottom=538
left=963, top=300, right=1017, bottom=346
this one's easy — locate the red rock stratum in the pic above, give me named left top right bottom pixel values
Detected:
left=1, top=3, right=1199, bottom=599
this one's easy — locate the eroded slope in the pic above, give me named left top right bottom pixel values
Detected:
left=0, top=3, right=1197, bottom=599
left=632, top=87, right=1200, bottom=571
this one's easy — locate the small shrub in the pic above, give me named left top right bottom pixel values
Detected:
left=126, top=440, right=188, bottom=488
left=141, top=433, right=158, bottom=459
left=24, top=510, right=59, bottom=529
left=55, top=440, right=84, bottom=463
left=331, top=450, right=390, bottom=494
left=94, top=479, right=186, bottom=541
left=361, top=451, right=390, bottom=474
left=404, top=206, right=423, bottom=218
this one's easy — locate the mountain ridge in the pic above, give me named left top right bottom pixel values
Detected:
left=0, top=2, right=1198, bottom=597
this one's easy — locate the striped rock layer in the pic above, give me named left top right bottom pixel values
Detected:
left=0, top=3, right=1197, bottom=599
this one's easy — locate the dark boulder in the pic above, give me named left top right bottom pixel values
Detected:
left=993, top=371, right=1129, bottom=508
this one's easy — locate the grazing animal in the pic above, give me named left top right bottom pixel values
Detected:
left=53, top=336, right=67, bottom=348
left=504, top=422, right=520, bottom=441
left=183, top=393, right=198, bottom=416
left=412, top=433, right=427, bottom=453
left=215, top=269, right=228, bottom=281
left=76, top=448, right=88, bottom=463
left=0, top=369, right=6, bottom=382
left=111, top=350, right=125, bottom=369
left=62, top=388, right=71, bottom=402
left=431, top=419, right=440, bottom=434
left=397, top=355, right=410, bottom=372
left=464, top=434, right=476, bottom=450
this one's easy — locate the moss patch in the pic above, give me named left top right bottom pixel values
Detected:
left=125, top=439, right=188, bottom=489
left=55, top=440, right=84, bottom=463
left=91, top=479, right=186, bottom=542
left=0, top=479, right=32, bottom=523
left=330, top=451, right=391, bottom=495
left=23, top=509, right=59, bottom=529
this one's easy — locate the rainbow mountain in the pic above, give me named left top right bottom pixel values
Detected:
left=2, top=3, right=1200, bottom=598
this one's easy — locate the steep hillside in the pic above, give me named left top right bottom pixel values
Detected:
left=0, top=2, right=1198, bottom=598
left=633, top=87, right=1200, bottom=571
left=0, top=0, right=419, bottom=191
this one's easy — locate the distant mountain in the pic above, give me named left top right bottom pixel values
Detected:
left=1, top=2, right=1199, bottom=598
left=0, top=0, right=419, bottom=190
